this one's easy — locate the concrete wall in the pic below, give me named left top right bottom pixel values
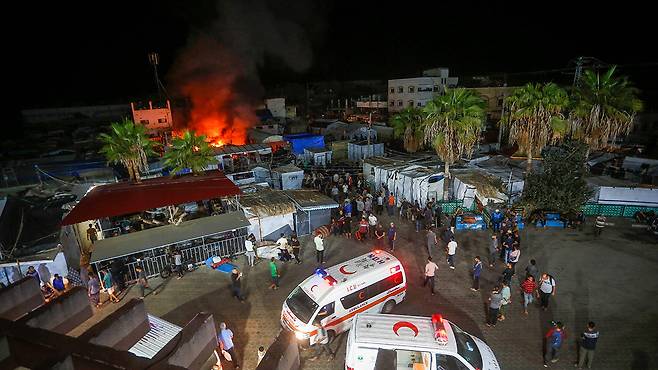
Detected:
left=161, top=313, right=217, bottom=370
left=19, top=287, right=92, bottom=334
left=79, top=299, right=150, bottom=350
left=0, top=277, right=43, bottom=321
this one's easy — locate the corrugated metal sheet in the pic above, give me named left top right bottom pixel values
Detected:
left=128, top=314, right=183, bottom=359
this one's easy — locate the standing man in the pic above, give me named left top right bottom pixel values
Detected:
left=376, top=192, right=384, bottom=215
left=423, top=256, right=439, bottom=295
left=135, top=266, right=156, bottom=298
left=356, top=197, right=365, bottom=219
left=427, top=227, right=438, bottom=258
left=488, top=235, right=499, bottom=267
left=594, top=215, right=606, bottom=237
left=374, top=224, right=385, bottom=250
left=498, top=281, right=511, bottom=321
left=309, top=321, right=335, bottom=361
left=387, top=222, right=397, bottom=252
left=446, top=237, right=457, bottom=270
left=276, top=233, right=289, bottom=255
left=173, top=249, right=183, bottom=279
left=269, top=258, right=279, bottom=290
left=245, top=234, right=256, bottom=267
left=290, top=234, right=301, bottom=264
left=86, top=223, right=98, bottom=244
left=387, top=193, right=395, bottom=217
left=218, top=322, right=240, bottom=369
left=358, top=216, right=369, bottom=242
left=471, top=256, right=483, bottom=291
left=102, top=269, right=119, bottom=303
left=87, top=273, right=101, bottom=308
left=230, top=268, right=245, bottom=302
left=368, top=212, right=378, bottom=238
left=525, top=259, right=540, bottom=283
left=577, top=321, right=599, bottom=369
left=314, top=233, right=325, bottom=265
left=486, top=286, right=503, bottom=328
left=491, top=209, right=503, bottom=232
left=538, top=273, right=557, bottom=311
left=543, top=322, right=565, bottom=367
left=343, top=200, right=352, bottom=218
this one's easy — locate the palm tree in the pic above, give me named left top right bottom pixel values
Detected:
left=502, top=83, right=570, bottom=172
left=570, top=66, right=643, bottom=153
left=163, top=130, right=218, bottom=175
left=423, top=88, right=486, bottom=178
left=99, top=119, right=158, bottom=183
left=391, top=107, right=425, bottom=153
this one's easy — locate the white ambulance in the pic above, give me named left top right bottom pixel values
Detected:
left=346, top=313, right=500, bottom=370
left=281, top=251, right=406, bottom=346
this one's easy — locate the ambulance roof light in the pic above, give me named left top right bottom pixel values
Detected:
left=374, top=249, right=382, bottom=254
left=390, top=265, right=401, bottom=274
left=431, top=314, right=448, bottom=344
left=315, top=268, right=328, bottom=278
left=324, top=275, right=338, bottom=286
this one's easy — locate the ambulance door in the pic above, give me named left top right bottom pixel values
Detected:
left=314, top=301, right=339, bottom=334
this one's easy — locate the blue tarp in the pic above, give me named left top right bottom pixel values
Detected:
left=283, top=134, right=325, bottom=155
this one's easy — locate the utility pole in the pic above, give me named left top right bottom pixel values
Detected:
left=148, top=52, right=165, bottom=100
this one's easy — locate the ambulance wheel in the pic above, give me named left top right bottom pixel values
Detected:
left=382, top=300, right=396, bottom=313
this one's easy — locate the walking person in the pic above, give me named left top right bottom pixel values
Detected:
left=426, top=227, right=438, bottom=258
left=230, top=268, right=245, bottom=302
left=135, top=266, right=156, bottom=298
left=491, top=209, right=504, bottom=232
left=486, top=286, right=503, bottom=327
left=543, top=322, right=565, bottom=367
left=269, top=258, right=280, bottom=290
left=508, top=246, right=521, bottom=274
left=173, top=249, right=183, bottom=279
left=538, top=273, right=557, bottom=311
left=290, top=234, right=301, bottom=264
left=374, top=224, right=385, bottom=250
left=594, top=215, right=606, bottom=237
left=87, top=273, right=101, bottom=308
left=488, top=235, right=499, bottom=267
left=446, top=237, right=457, bottom=270
left=102, top=269, right=119, bottom=303
left=387, top=222, right=397, bottom=252
left=525, top=259, right=540, bottom=283
left=521, top=275, right=537, bottom=315
left=577, top=322, right=599, bottom=369
left=501, top=263, right=514, bottom=286
left=387, top=194, right=395, bottom=216
left=314, top=233, right=325, bottom=264
left=423, top=256, right=439, bottom=295
left=368, top=212, right=378, bottom=238
left=245, top=234, right=256, bottom=267
left=357, top=216, right=369, bottom=242
left=86, top=223, right=98, bottom=245
left=218, top=322, right=240, bottom=369
left=376, top=193, right=384, bottom=215
left=471, top=256, right=482, bottom=291
left=498, top=281, right=511, bottom=321
left=309, top=321, right=335, bottom=361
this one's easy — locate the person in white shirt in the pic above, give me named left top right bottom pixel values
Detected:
left=538, top=273, right=556, bottom=311
left=276, top=233, right=292, bottom=262
left=446, top=238, right=457, bottom=269
left=368, top=212, right=378, bottom=238
left=423, top=256, right=439, bottom=295
left=257, top=346, right=266, bottom=365
left=173, top=250, right=183, bottom=278
left=333, top=173, right=339, bottom=183
left=314, top=233, right=325, bottom=264
left=245, top=235, right=256, bottom=267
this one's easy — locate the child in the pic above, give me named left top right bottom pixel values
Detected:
left=257, top=346, right=266, bottom=365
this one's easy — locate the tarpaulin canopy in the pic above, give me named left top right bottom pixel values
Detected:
left=283, top=133, right=325, bottom=154
left=61, top=171, right=241, bottom=225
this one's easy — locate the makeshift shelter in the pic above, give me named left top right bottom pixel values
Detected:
left=283, top=133, right=325, bottom=155
left=331, top=140, right=350, bottom=161
left=324, top=121, right=377, bottom=141
left=348, top=141, right=385, bottom=161
left=239, top=188, right=297, bottom=241
left=283, top=190, right=339, bottom=236
left=471, top=155, right=525, bottom=203
left=272, top=164, right=304, bottom=190
left=451, top=169, right=509, bottom=209
left=304, top=147, right=332, bottom=166
left=393, top=167, right=445, bottom=206
left=0, top=247, right=68, bottom=286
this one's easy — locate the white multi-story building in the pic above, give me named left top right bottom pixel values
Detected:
left=387, top=67, right=458, bottom=113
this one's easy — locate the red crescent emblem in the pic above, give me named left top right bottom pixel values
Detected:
left=339, top=265, right=356, bottom=275
left=310, top=284, right=318, bottom=292
left=393, top=321, right=419, bottom=337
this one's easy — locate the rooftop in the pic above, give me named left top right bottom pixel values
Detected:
left=284, top=190, right=339, bottom=211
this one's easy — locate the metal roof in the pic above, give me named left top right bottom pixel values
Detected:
left=284, top=190, right=339, bottom=211
left=128, top=314, right=182, bottom=359
left=90, top=212, right=249, bottom=263
left=61, top=171, right=241, bottom=225
left=352, top=313, right=457, bottom=353
left=213, top=143, right=272, bottom=156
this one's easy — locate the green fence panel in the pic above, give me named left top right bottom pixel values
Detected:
left=582, top=203, right=658, bottom=218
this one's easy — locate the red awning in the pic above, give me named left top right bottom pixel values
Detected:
left=61, top=171, right=241, bottom=225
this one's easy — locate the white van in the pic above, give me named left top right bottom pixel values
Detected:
left=346, top=313, right=500, bottom=370
left=281, top=251, right=406, bottom=346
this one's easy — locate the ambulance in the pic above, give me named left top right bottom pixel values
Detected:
left=281, top=251, right=406, bottom=346
left=346, top=313, right=500, bottom=370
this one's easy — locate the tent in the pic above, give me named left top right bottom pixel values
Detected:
left=272, top=164, right=304, bottom=190
left=348, top=141, right=385, bottom=161
left=393, top=167, right=445, bottom=206
left=451, top=169, right=509, bottom=209
left=284, top=190, right=339, bottom=236
left=239, top=188, right=297, bottom=241
left=283, top=133, right=325, bottom=155
left=304, top=147, right=332, bottom=166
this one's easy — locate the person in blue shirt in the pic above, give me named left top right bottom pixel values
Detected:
left=387, top=222, right=397, bottom=251
left=52, top=274, right=65, bottom=292
left=218, top=322, right=239, bottom=368
left=544, top=321, right=565, bottom=367
left=343, top=201, right=352, bottom=218
left=491, top=209, right=504, bottom=232
left=471, top=256, right=483, bottom=291
left=577, top=322, right=599, bottom=369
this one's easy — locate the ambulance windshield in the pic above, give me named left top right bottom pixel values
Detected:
left=449, top=323, right=483, bottom=370
left=286, top=286, right=319, bottom=324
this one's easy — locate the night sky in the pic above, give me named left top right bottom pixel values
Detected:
left=9, top=0, right=657, bottom=111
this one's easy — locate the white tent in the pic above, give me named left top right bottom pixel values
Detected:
left=451, top=169, right=509, bottom=209
left=272, top=164, right=304, bottom=190
left=393, top=167, right=445, bottom=206
left=239, top=188, right=297, bottom=241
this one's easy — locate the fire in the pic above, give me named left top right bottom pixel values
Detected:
left=168, top=36, right=259, bottom=148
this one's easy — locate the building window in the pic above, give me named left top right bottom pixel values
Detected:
left=157, top=118, right=168, bottom=123
left=390, top=101, right=395, bottom=107
left=408, top=86, right=415, bottom=93
left=433, top=85, right=439, bottom=92
left=398, top=86, right=403, bottom=93
left=408, top=100, right=414, bottom=107
left=390, top=88, right=395, bottom=94
left=397, top=100, right=403, bottom=107
left=417, top=102, right=422, bottom=107
left=140, top=120, right=149, bottom=124
left=497, top=98, right=503, bottom=107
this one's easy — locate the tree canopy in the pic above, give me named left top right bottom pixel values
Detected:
left=163, top=130, right=218, bottom=175
left=98, top=119, right=158, bottom=183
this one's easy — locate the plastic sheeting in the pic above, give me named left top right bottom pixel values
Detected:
left=283, top=134, right=325, bottom=154
left=596, top=187, right=658, bottom=207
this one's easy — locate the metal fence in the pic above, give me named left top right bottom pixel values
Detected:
left=101, top=229, right=248, bottom=282
left=581, top=203, right=658, bottom=218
